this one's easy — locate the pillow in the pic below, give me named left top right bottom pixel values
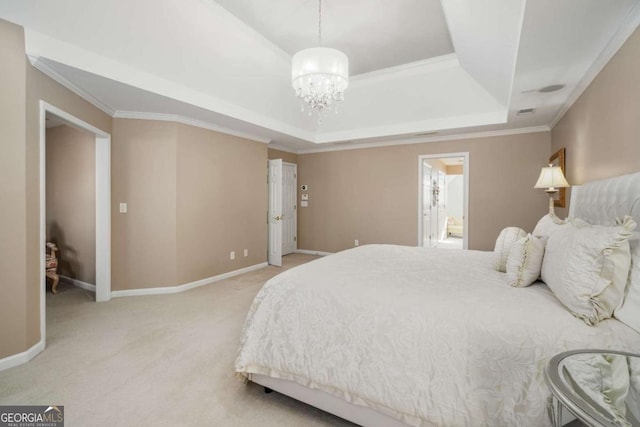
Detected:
left=541, top=216, right=636, bottom=325
left=493, top=227, right=527, bottom=272
left=506, top=234, right=546, bottom=287
left=532, top=212, right=566, bottom=240
left=614, top=234, right=640, bottom=332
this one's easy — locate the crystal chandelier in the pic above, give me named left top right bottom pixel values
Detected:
left=291, top=0, right=349, bottom=122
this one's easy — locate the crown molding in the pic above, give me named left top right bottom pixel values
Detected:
left=549, top=2, right=640, bottom=129
left=113, top=111, right=272, bottom=144
left=28, top=55, right=116, bottom=116
left=267, top=143, right=299, bottom=154
left=297, top=125, right=550, bottom=154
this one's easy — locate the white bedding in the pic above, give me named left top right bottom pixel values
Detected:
left=235, top=244, right=640, bottom=426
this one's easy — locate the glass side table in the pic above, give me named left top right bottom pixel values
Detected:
left=545, top=350, right=640, bottom=427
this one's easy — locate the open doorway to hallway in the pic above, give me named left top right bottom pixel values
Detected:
left=39, top=101, right=112, bottom=350
left=418, top=153, right=469, bottom=250
left=45, top=112, right=97, bottom=295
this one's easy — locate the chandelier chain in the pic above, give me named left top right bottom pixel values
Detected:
left=318, top=0, right=322, bottom=46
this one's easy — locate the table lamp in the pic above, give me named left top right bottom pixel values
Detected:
left=534, top=164, right=570, bottom=214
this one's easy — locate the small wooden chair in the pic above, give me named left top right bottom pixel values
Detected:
left=46, top=242, right=60, bottom=294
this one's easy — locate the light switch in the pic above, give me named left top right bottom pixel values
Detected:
left=119, top=203, right=127, bottom=213
left=301, top=201, right=309, bottom=207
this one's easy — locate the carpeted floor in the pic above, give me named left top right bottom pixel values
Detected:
left=0, top=254, right=355, bottom=427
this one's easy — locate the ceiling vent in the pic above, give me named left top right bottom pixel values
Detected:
left=517, top=107, right=536, bottom=116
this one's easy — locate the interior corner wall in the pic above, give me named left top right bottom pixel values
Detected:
left=111, top=119, right=178, bottom=290
left=551, top=26, right=640, bottom=217
left=268, top=148, right=298, bottom=164
left=46, top=125, right=97, bottom=285
left=111, top=118, right=268, bottom=291
left=297, top=132, right=551, bottom=253
left=0, top=19, right=28, bottom=359
left=176, top=124, right=268, bottom=284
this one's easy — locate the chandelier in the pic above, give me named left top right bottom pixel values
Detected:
left=291, top=0, right=349, bottom=122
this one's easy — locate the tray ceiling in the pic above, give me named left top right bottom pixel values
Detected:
left=1, top=0, right=639, bottom=151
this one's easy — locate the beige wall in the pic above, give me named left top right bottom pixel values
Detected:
left=268, top=148, right=297, bottom=164
left=176, top=124, right=268, bottom=283
left=551, top=27, right=640, bottom=218
left=111, top=119, right=178, bottom=290
left=46, top=125, right=96, bottom=284
left=0, top=19, right=28, bottom=359
left=298, top=132, right=551, bottom=252
left=112, top=118, right=268, bottom=290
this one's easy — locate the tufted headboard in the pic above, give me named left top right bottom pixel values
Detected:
left=569, top=171, right=640, bottom=332
left=569, top=172, right=640, bottom=226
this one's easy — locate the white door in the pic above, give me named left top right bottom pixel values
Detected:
left=422, top=161, right=433, bottom=247
left=430, top=175, right=439, bottom=247
left=437, top=171, right=447, bottom=241
left=268, top=159, right=283, bottom=266
left=282, top=163, right=297, bottom=255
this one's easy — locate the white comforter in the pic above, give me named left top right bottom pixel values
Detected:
left=235, top=245, right=640, bottom=426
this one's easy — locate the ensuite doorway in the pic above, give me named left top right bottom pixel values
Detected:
left=418, top=153, right=469, bottom=250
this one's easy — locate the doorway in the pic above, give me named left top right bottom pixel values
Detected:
left=418, top=153, right=469, bottom=249
left=267, top=159, right=297, bottom=266
left=39, top=101, right=111, bottom=347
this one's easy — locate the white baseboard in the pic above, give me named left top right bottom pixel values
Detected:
left=0, top=339, right=45, bottom=372
left=111, top=262, right=268, bottom=298
left=60, top=275, right=96, bottom=292
left=296, top=249, right=333, bottom=256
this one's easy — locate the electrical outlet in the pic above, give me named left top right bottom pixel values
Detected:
left=230, top=251, right=235, bottom=260
left=354, top=239, right=359, bottom=246
left=119, top=203, right=127, bottom=213
left=244, top=249, right=248, bottom=257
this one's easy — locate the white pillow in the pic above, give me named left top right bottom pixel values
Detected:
left=541, top=216, right=636, bottom=325
left=493, top=227, right=527, bottom=272
left=614, top=234, right=640, bottom=332
left=506, top=234, right=546, bottom=287
left=532, top=213, right=566, bottom=240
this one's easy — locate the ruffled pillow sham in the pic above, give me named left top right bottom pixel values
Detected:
left=541, top=216, right=636, bottom=325
left=506, top=234, right=546, bottom=287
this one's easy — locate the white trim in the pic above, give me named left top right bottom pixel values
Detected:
left=350, top=54, right=459, bottom=82
left=29, top=55, right=115, bottom=116
left=60, top=275, right=96, bottom=292
left=549, top=3, right=640, bottom=129
left=267, top=143, right=299, bottom=155
left=298, top=126, right=550, bottom=154
left=418, top=153, right=470, bottom=250
left=111, top=263, right=268, bottom=298
left=113, top=111, right=272, bottom=144
left=95, top=136, right=111, bottom=302
left=295, top=249, right=333, bottom=256
left=0, top=340, right=45, bottom=372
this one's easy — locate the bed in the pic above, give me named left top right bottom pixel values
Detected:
left=235, top=172, right=640, bottom=427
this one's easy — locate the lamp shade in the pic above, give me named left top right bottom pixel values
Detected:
left=534, top=164, right=570, bottom=190
left=292, top=47, right=349, bottom=92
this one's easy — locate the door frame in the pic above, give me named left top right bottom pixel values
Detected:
left=417, top=153, right=469, bottom=249
left=39, top=101, right=112, bottom=348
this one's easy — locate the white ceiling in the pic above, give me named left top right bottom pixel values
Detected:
left=1, top=0, right=639, bottom=152
left=214, top=0, right=454, bottom=75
